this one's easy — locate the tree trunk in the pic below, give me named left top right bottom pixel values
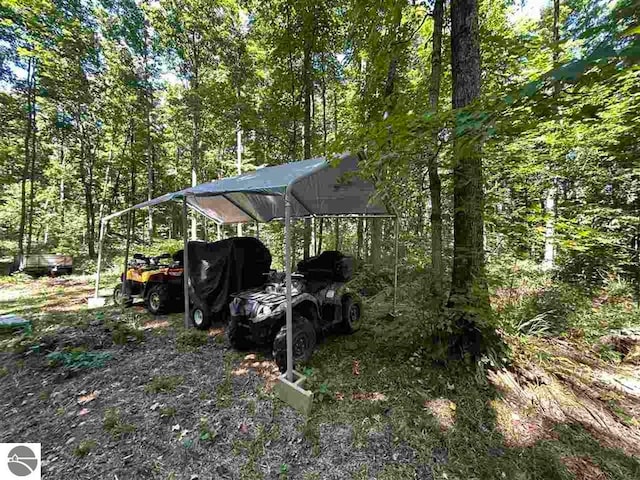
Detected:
left=357, top=217, right=364, bottom=260
left=448, top=0, right=489, bottom=318
left=543, top=0, right=561, bottom=269
left=428, top=0, right=445, bottom=296
left=237, top=119, right=243, bottom=236
left=26, top=63, right=37, bottom=255
left=302, top=17, right=313, bottom=259
left=334, top=218, right=340, bottom=250
left=19, top=58, right=34, bottom=258
left=317, top=217, right=323, bottom=253
left=191, top=70, right=200, bottom=240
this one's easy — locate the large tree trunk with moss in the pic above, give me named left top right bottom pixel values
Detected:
left=428, top=0, right=445, bottom=296
left=447, top=0, right=491, bottom=352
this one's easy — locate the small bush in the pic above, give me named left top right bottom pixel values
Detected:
left=499, top=283, right=589, bottom=336
left=111, top=322, right=144, bottom=345
left=73, top=439, right=96, bottom=457
left=176, top=329, right=208, bottom=351
left=145, top=375, right=184, bottom=394
left=102, top=408, right=136, bottom=438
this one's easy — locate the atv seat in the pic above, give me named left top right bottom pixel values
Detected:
left=296, top=251, right=354, bottom=282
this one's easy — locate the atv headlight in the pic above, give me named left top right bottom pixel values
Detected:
left=255, top=304, right=272, bottom=318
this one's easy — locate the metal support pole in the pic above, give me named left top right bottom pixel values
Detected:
left=255, top=222, right=260, bottom=240
left=182, top=197, right=191, bottom=328
left=94, top=219, right=106, bottom=298
left=121, top=211, right=133, bottom=300
left=393, top=215, right=399, bottom=314
left=284, top=192, right=294, bottom=382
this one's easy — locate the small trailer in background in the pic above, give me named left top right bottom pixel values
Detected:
left=13, top=254, right=73, bottom=276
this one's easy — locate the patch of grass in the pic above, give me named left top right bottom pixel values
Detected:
left=160, top=406, right=177, bottom=418
left=145, top=375, right=184, bottom=394
left=47, top=351, right=112, bottom=369
left=0, top=366, right=8, bottom=377
left=302, top=473, right=320, bottom=480
left=38, top=389, right=51, bottom=401
left=300, top=298, right=640, bottom=480
left=111, top=322, right=144, bottom=344
left=176, top=329, right=208, bottom=351
left=56, top=407, right=65, bottom=416
left=234, top=424, right=281, bottom=480
left=198, top=391, right=209, bottom=401
left=216, top=353, right=235, bottom=408
left=351, top=466, right=367, bottom=480
left=102, top=408, right=136, bottom=438
left=247, top=399, right=256, bottom=416
left=73, top=439, right=96, bottom=457
left=377, top=464, right=416, bottom=480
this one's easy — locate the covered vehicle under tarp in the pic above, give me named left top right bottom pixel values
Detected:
left=188, top=237, right=272, bottom=322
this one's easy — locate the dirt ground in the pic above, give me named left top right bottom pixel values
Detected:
left=0, top=278, right=419, bottom=480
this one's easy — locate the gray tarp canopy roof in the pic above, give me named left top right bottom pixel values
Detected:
left=125, top=153, right=388, bottom=223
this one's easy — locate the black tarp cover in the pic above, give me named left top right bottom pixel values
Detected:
left=188, top=238, right=272, bottom=315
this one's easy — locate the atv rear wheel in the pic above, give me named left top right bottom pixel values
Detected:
left=191, top=306, right=212, bottom=330
left=273, top=314, right=316, bottom=373
left=340, top=296, right=361, bottom=333
left=113, top=283, right=133, bottom=307
left=145, top=284, right=169, bottom=315
left=227, top=316, right=253, bottom=350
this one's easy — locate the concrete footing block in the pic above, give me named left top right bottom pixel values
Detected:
left=275, top=370, right=314, bottom=415
left=87, top=297, right=106, bottom=309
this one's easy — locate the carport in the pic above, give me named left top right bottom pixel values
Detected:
left=95, top=153, right=397, bottom=408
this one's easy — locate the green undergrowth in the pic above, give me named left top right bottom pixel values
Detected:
left=145, top=375, right=184, bottom=394
left=302, top=301, right=640, bottom=479
left=47, top=351, right=112, bottom=369
left=176, top=328, right=208, bottom=351
left=102, top=408, right=136, bottom=438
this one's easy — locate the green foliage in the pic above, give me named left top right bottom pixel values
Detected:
left=176, top=329, right=208, bottom=351
left=46, top=351, right=112, bottom=369
left=102, top=408, right=136, bottom=438
left=73, top=439, right=96, bottom=457
left=145, top=375, right=184, bottom=394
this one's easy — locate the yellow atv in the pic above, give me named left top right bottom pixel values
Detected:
left=113, top=252, right=184, bottom=315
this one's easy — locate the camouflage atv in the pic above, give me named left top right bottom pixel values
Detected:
left=228, top=251, right=361, bottom=372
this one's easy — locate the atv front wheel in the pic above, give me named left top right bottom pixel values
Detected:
left=340, top=296, right=361, bottom=333
left=191, top=305, right=213, bottom=330
left=273, top=314, right=317, bottom=373
left=113, top=283, right=133, bottom=307
left=227, top=316, right=253, bottom=350
left=145, top=284, right=170, bottom=315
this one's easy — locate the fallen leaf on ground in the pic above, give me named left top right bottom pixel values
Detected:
left=77, top=408, right=90, bottom=416
left=352, top=392, right=386, bottom=401
left=561, top=456, right=608, bottom=480
left=77, top=390, right=99, bottom=405
left=239, top=422, right=249, bottom=434
left=335, top=392, right=345, bottom=401
left=423, top=398, right=457, bottom=431
left=352, top=360, right=361, bottom=376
